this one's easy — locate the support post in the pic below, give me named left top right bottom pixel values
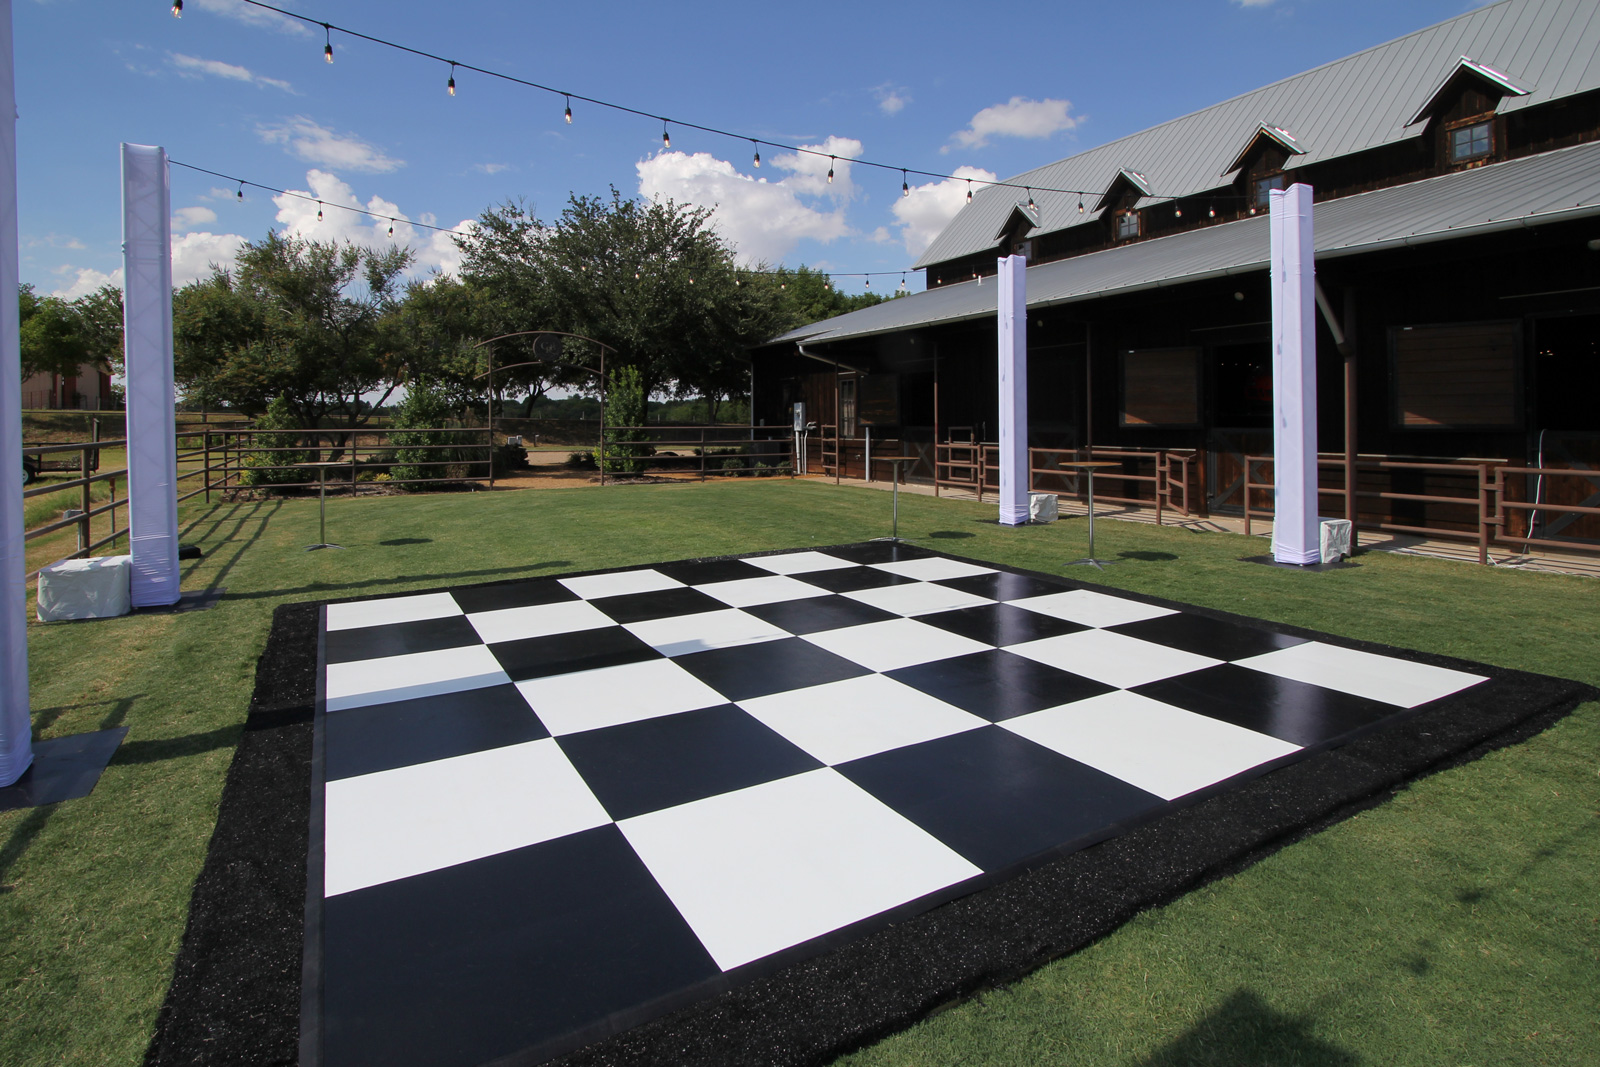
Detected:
left=0, top=0, right=30, bottom=786
left=996, top=254, right=1029, bottom=526
left=1269, top=184, right=1320, bottom=565
left=122, top=144, right=181, bottom=606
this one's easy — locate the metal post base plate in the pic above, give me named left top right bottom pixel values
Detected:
left=306, top=543, right=344, bottom=552
left=1065, top=557, right=1119, bottom=569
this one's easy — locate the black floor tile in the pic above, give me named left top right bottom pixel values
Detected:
left=591, top=587, right=728, bottom=624
left=320, top=825, right=719, bottom=1067
left=935, top=570, right=1070, bottom=602
left=795, top=566, right=918, bottom=594
left=835, top=727, right=1162, bottom=872
left=675, top=637, right=871, bottom=701
left=744, top=595, right=901, bottom=635
left=488, top=626, right=661, bottom=681
left=324, top=685, right=547, bottom=781
left=449, top=579, right=577, bottom=615
left=917, top=603, right=1087, bottom=647
left=324, top=616, right=483, bottom=665
left=823, top=543, right=937, bottom=565
left=654, top=558, right=771, bottom=585
left=1107, top=613, right=1308, bottom=662
left=887, top=649, right=1113, bottom=722
left=1132, top=663, right=1397, bottom=747
left=558, top=704, right=823, bottom=820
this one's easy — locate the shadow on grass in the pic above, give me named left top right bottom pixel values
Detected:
left=219, top=561, right=575, bottom=601
left=113, top=725, right=242, bottom=767
left=927, top=531, right=976, bottom=539
left=1454, top=815, right=1598, bottom=906
left=379, top=538, right=433, bottom=546
left=1119, top=550, right=1178, bottom=561
left=31, top=693, right=145, bottom=736
left=0, top=808, right=51, bottom=894
left=181, top=499, right=285, bottom=595
left=1135, top=989, right=1359, bottom=1067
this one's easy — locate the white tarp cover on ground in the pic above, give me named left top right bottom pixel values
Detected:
left=0, top=0, right=30, bottom=787
left=997, top=254, right=1029, bottom=527
left=122, top=144, right=181, bottom=608
left=1270, top=184, right=1321, bottom=566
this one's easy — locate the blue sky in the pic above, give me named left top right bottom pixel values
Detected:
left=18, top=0, right=1486, bottom=300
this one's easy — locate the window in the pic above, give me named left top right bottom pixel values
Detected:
left=838, top=377, right=857, bottom=437
left=1252, top=173, right=1286, bottom=209
left=1448, top=120, right=1492, bottom=163
left=1115, top=211, right=1140, bottom=240
left=1390, top=322, right=1519, bottom=428
left=1120, top=348, right=1201, bottom=427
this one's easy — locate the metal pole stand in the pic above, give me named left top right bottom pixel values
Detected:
left=1066, top=469, right=1117, bottom=569
left=307, top=464, right=343, bottom=551
left=871, top=456, right=914, bottom=542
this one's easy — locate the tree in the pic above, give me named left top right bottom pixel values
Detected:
left=18, top=285, right=89, bottom=379
left=172, top=231, right=412, bottom=425
left=72, top=284, right=125, bottom=379
left=602, top=364, right=650, bottom=475
left=764, top=265, right=886, bottom=333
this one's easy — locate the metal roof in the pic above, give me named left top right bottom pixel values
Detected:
left=913, top=0, right=1600, bottom=269
left=774, top=138, right=1600, bottom=347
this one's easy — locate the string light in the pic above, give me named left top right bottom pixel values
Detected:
left=751, top=140, right=760, bottom=168
left=827, top=157, right=834, bottom=184
left=171, top=0, right=182, bottom=17
left=1208, top=205, right=1215, bottom=218
left=662, top=121, right=670, bottom=149
left=447, top=62, right=456, bottom=96
left=902, top=170, right=909, bottom=198
left=1026, top=188, right=1035, bottom=211
left=323, top=23, right=332, bottom=63
left=966, top=180, right=972, bottom=204
left=387, top=219, right=395, bottom=237
left=1174, top=205, right=1182, bottom=218
left=317, top=202, right=323, bottom=221
left=564, top=94, right=572, bottom=124
left=1078, top=195, right=1085, bottom=214
left=864, top=277, right=870, bottom=288
left=236, top=181, right=244, bottom=202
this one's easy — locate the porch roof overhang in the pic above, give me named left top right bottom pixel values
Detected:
left=769, top=139, right=1600, bottom=349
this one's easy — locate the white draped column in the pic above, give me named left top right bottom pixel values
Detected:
left=1270, top=183, right=1320, bottom=565
left=996, top=254, right=1029, bottom=526
left=121, top=145, right=181, bottom=607
left=0, top=0, right=31, bottom=786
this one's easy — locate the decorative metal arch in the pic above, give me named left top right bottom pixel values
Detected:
left=471, top=331, right=618, bottom=484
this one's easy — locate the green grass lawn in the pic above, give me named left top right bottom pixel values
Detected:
left=2, top=480, right=1596, bottom=1067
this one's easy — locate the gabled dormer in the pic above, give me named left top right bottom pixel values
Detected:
left=1224, top=123, right=1306, bottom=212
left=1408, top=56, right=1532, bottom=169
left=993, top=200, right=1042, bottom=261
left=1094, top=168, right=1152, bottom=241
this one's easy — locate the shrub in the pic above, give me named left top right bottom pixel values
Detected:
left=240, top=397, right=312, bottom=487
left=389, top=380, right=472, bottom=488
left=601, top=365, right=652, bottom=475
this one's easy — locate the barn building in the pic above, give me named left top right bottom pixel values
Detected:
left=750, top=0, right=1600, bottom=554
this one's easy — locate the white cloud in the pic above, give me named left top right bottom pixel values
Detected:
left=635, top=143, right=858, bottom=264
left=874, top=84, right=910, bottom=116
left=169, top=52, right=293, bottom=92
left=191, top=0, right=313, bottom=36
left=25, top=233, right=86, bottom=251
left=271, top=170, right=474, bottom=278
left=948, top=97, right=1079, bottom=151
left=52, top=267, right=121, bottom=301
left=171, top=232, right=248, bottom=286
left=892, top=166, right=997, bottom=256
left=258, top=117, right=404, bottom=174
left=473, top=163, right=509, bottom=175
left=173, top=206, right=219, bottom=231
left=1233, top=0, right=1278, bottom=6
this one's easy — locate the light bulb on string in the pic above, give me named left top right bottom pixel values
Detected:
left=1026, top=188, right=1035, bottom=211
left=387, top=220, right=394, bottom=237
left=1208, top=205, right=1215, bottom=218
left=236, top=182, right=244, bottom=202
left=1174, top=205, right=1182, bottom=218
left=1248, top=205, right=1256, bottom=215
left=751, top=141, right=760, bottom=168
left=901, top=170, right=909, bottom=198
left=662, top=121, right=670, bottom=149
left=447, top=63, right=456, bottom=96
left=966, top=180, right=972, bottom=204
left=564, top=95, right=572, bottom=124
left=827, top=157, right=834, bottom=184
left=1077, top=195, right=1085, bottom=214
left=317, top=202, right=323, bottom=222
left=171, top=0, right=182, bottom=18
left=323, top=24, right=333, bottom=63
left=864, top=277, right=870, bottom=288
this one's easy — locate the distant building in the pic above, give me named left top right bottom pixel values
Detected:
left=752, top=0, right=1600, bottom=549
left=22, top=364, right=117, bottom=411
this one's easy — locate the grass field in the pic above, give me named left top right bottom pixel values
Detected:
left=1, top=479, right=1595, bottom=1067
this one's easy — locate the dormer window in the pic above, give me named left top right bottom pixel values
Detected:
left=1114, top=211, right=1140, bottom=240
left=1252, top=173, right=1286, bottom=209
left=1447, top=118, right=1492, bottom=163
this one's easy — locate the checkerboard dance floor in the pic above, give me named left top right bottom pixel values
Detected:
left=307, top=543, right=1489, bottom=1067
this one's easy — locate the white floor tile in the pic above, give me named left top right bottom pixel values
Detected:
left=1003, top=690, right=1300, bottom=801
left=625, top=609, right=789, bottom=657
left=558, top=569, right=683, bottom=600
left=516, top=658, right=728, bottom=735
left=697, top=575, right=830, bottom=608
left=618, top=769, right=981, bottom=971
left=1008, top=629, right=1218, bottom=689
left=1010, top=589, right=1176, bottom=628
left=1237, top=642, right=1486, bottom=707
left=466, top=600, right=615, bottom=644
left=871, top=558, right=996, bottom=582
left=323, top=738, right=610, bottom=896
left=803, top=618, right=989, bottom=672
left=326, top=592, right=462, bottom=632
left=738, top=674, right=986, bottom=765
left=325, top=645, right=509, bottom=712
left=744, top=551, right=858, bottom=575
left=841, top=582, right=992, bottom=617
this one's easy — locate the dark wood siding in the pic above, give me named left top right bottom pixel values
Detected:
left=1391, top=322, right=1519, bottom=428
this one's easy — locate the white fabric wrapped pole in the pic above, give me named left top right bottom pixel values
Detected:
left=996, top=254, right=1029, bottom=527
left=1269, top=184, right=1321, bottom=566
left=121, top=145, right=181, bottom=607
left=0, top=0, right=31, bottom=786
